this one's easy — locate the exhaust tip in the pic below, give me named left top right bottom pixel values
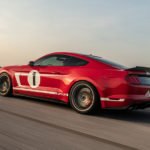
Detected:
left=128, top=106, right=136, bottom=111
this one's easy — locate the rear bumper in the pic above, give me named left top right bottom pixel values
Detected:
left=101, top=95, right=150, bottom=110
left=100, top=83, right=150, bottom=110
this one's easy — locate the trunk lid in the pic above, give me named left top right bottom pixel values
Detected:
left=125, top=66, right=150, bottom=86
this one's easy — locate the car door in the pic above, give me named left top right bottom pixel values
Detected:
left=13, top=54, right=68, bottom=99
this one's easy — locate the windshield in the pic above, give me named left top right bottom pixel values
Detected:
left=85, top=55, right=127, bottom=69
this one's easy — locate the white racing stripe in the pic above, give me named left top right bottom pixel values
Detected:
left=101, top=98, right=125, bottom=102
left=40, top=74, right=66, bottom=77
left=15, top=72, right=66, bottom=77
left=13, top=87, right=68, bottom=97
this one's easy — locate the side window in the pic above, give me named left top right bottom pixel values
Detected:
left=34, top=55, right=88, bottom=66
left=34, top=55, right=63, bottom=66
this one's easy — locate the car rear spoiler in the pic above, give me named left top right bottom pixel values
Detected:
left=125, top=66, right=150, bottom=72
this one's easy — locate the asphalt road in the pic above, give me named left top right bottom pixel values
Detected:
left=0, top=96, right=150, bottom=150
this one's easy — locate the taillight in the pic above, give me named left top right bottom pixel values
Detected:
left=126, top=75, right=141, bottom=85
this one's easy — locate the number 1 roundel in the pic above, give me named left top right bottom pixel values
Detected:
left=28, top=70, right=41, bottom=88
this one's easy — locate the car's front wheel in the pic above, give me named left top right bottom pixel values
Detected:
left=0, top=73, right=12, bottom=96
left=69, top=81, right=100, bottom=114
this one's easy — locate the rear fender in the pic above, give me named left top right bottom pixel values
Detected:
left=67, top=78, right=105, bottom=107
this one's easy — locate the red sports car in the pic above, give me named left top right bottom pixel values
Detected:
left=0, top=52, right=150, bottom=114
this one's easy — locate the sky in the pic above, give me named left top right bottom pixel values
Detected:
left=0, top=0, right=150, bottom=67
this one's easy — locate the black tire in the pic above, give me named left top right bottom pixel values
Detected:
left=69, top=81, right=100, bottom=114
left=0, top=73, right=12, bottom=96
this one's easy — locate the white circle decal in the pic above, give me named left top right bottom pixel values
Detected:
left=28, top=70, right=40, bottom=88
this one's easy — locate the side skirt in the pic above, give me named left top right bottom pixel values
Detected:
left=13, top=93, right=68, bottom=105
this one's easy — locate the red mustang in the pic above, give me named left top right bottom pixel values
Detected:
left=0, top=52, right=150, bottom=114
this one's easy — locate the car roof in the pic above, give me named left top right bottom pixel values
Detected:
left=44, top=52, right=92, bottom=61
left=50, top=52, right=85, bottom=56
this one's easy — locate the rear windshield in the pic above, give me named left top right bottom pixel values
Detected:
left=85, top=55, right=126, bottom=69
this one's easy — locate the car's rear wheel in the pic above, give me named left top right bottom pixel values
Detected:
left=0, top=73, right=12, bottom=96
left=69, top=81, right=100, bottom=114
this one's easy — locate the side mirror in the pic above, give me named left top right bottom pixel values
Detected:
left=28, top=61, right=35, bottom=66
